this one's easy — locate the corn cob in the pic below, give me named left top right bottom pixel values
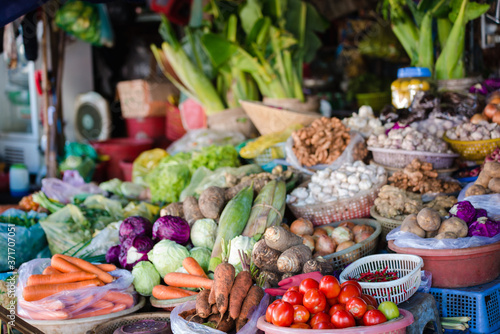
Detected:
left=209, top=184, right=254, bottom=272
left=241, top=180, right=286, bottom=240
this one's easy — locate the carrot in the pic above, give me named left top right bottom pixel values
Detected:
left=72, top=306, right=114, bottom=319
left=228, top=271, right=253, bottom=320
left=27, top=272, right=97, bottom=286
left=54, top=254, right=114, bottom=284
left=88, top=299, right=114, bottom=310
left=18, top=308, right=69, bottom=320
left=152, top=285, right=198, bottom=300
left=163, top=273, right=213, bottom=290
left=102, top=291, right=134, bottom=308
left=111, top=303, right=127, bottom=313
left=183, top=257, right=208, bottom=278
left=237, top=285, right=264, bottom=331
left=214, top=262, right=235, bottom=319
left=51, top=256, right=81, bottom=273
left=195, top=289, right=211, bottom=318
left=96, top=264, right=116, bottom=272
left=42, top=266, right=62, bottom=275
left=65, top=295, right=94, bottom=313
left=23, top=279, right=102, bottom=301
left=18, top=299, right=65, bottom=311
left=208, top=284, right=216, bottom=305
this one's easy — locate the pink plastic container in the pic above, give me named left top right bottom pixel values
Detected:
left=119, top=160, right=133, bottom=182
left=256, top=309, right=414, bottom=334
left=388, top=240, right=500, bottom=288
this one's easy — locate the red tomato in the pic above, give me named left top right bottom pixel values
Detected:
left=290, top=323, right=311, bottom=329
left=341, top=280, right=362, bottom=292
left=356, top=316, right=365, bottom=326
left=271, top=301, right=294, bottom=327
left=366, top=305, right=376, bottom=311
left=313, top=322, right=335, bottom=329
left=309, top=312, right=331, bottom=328
left=328, top=304, right=346, bottom=316
left=363, top=309, right=387, bottom=326
left=346, top=297, right=367, bottom=319
left=361, top=294, right=378, bottom=307
left=327, top=297, right=338, bottom=306
left=292, top=305, right=310, bottom=324
left=303, top=288, right=327, bottom=314
left=283, top=291, right=303, bottom=306
left=331, top=310, right=356, bottom=329
left=299, top=278, right=319, bottom=295
left=266, top=300, right=282, bottom=323
left=287, top=286, right=300, bottom=293
left=319, top=275, right=341, bottom=299
left=338, top=284, right=362, bottom=304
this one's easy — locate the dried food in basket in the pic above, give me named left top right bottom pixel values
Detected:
left=374, top=185, right=423, bottom=220
left=367, top=127, right=451, bottom=153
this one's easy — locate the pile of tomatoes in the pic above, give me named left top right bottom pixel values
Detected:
left=265, top=276, right=400, bottom=329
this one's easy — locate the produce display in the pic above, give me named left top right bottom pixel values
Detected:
left=368, top=127, right=450, bottom=153
left=342, top=106, right=385, bottom=137
left=388, top=159, right=462, bottom=194
left=445, top=122, right=500, bottom=141
left=373, top=185, right=423, bottom=219
left=287, top=161, right=386, bottom=206
left=465, top=161, right=500, bottom=197
left=410, top=118, right=463, bottom=140
left=348, top=267, right=399, bottom=283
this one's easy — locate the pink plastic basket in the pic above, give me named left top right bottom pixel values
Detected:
left=368, top=147, right=458, bottom=169
left=257, top=309, right=414, bottom=333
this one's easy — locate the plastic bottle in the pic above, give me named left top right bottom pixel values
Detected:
left=9, top=164, right=29, bottom=197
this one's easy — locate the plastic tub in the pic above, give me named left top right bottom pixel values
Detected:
left=119, top=160, right=133, bottom=182
left=256, top=309, right=414, bottom=334
left=125, top=116, right=166, bottom=139
left=91, top=138, right=153, bottom=180
left=388, top=240, right=500, bottom=288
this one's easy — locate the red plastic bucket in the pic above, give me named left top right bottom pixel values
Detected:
left=91, top=138, right=153, bottom=180
left=119, top=160, right=133, bottom=182
left=125, top=117, right=166, bottom=139
left=388, top=240, right=500, bottom=288
left=166, top=104, right=186, bottom=141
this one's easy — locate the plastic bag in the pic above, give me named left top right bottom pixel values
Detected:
left=16, top=258, right=135, bottom=320
left=75, top=221, right=121, bottom=258
left=386, top=226, right=500, bottom=250
left=132, top=148, right=168, bottom=187
left=171, top=293, right=270, bottom=334
left=167, top=129, right=246, bottom=155
left=123, top=202, right=159, bottom=222
left=457, top=185, right=500, bottom=219
left=41, top=171, right=105, bottom=204
left=417, top=270, right=432, bottom=293
left=285, top=131, right=366, bottom=175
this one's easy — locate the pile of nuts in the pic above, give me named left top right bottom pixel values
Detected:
left=292, top=117, right=351, bottom=167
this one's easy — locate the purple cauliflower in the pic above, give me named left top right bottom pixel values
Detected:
left=468, top=217, right=500, bottom=238
left=449, top=201, right=477, bottom=224
left=105, top=245, right=121, bottom=266
left=119, top=216, right=153, bottom=243
left=118, top=235, right=155, bottom=270
left=474, top=209, right=488, bottom=220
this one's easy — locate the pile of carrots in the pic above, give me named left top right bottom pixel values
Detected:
left=19, top=254, right=135, bottom=320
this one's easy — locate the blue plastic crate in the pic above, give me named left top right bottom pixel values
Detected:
left=430, top=275, right=500, bottom=334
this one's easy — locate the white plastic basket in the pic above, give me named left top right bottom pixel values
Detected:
left=339, top=254, right=423, bottom=305
left=368, top=147, right=459, bottom=169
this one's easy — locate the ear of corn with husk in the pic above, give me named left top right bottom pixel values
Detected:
left=241, top=180, right=286, bottom=240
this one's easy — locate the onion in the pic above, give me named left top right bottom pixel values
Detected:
left=355, top=231, right=372, bottom=243
left=336, top=241, right=355, bottom=252
left=339, top=221, right=355, bottom=230
left=290, top=218, right=314, bottom=236
left=352, top=224, right=374, bottom=236
left=484, top=104, right=498, bottom=119
left=313, top=228, right=328, bottom=239
left=331, top=226, right=354, bottom=245
left=322, top=226, right=334, bottom=236
left=493, top=111, right=500, bottom=125
left=315, top=235, right=336, bottom=255
left=471, top=113, right=488, bottom=124
left=489, top=97, right=500, bottom=105
left=302, top=235, right=316, bottom=252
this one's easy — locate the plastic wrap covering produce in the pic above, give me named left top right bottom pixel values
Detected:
left=167, top=129, right=246, bottom=155
left=16, top=259, right=135, bottom=320
left=41, top=171, right=105, bottom=204
left=170, top=295, right=269, bottom=334
left=458, top=185, right=500, bottom=217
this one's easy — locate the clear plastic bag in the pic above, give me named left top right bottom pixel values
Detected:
left=16, top=258, right=135, bottom=320
left=74, top=221, right=121, bottom=259
left=285, top=131, right=366, bottom=175
left=458, top=184, right=500, bottom=219
left=417, top=270, right=432, bottom=293
left=41, top=171, right=105, bottom=204
left=167, top=129, right=246, bottom=155
left=387, top=226, right=500, bottom=249
left=171, top=293, right=270, bottom=334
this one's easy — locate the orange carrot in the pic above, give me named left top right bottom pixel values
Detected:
left=42, top=266, right=62, bottom=275
left=54, top=254, right=114, bottom=284
left=183, top=257, right=208, bottom=278
left=18, top=308, right=69, bottom=320
left=51, top=256, right=81, bottom=273
left=64, top=295, right=94, bottom=313
left=27, top=272, right=97, bottom=286
left=152, top=285, right=198, bottom=300
left=96, top=264, right=116, bottom=272
left=163, top=273, right=213, bottom=290
left=88, top=299, right=114, bottom=310
left=110, top=303, right=127, bottom=313
left=72, top=306, right=114, bottom=319
left=102, top=291, right=134, bottom=308
left=18, top=299, right=65, bottom=311
left=23, top=279, right=102, bottom=301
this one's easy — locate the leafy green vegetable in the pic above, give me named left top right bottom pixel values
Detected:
left=189, top=247, right=211, bottom=272
left=147, top=239, right=190, bottom=277
left=132, top=261, right=161, bottom=296
left=146, top=160, right=191, bottom=203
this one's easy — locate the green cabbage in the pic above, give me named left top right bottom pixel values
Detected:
left=190, top=247, right=211, bottom=272
left=190, top=219, right=218, bottom=250
left=228, top=236, right=256, bottom=272
left=146, top=160, right=191, bottom=203
left=131, top=261, right=161, bottom=296
left=147, top=239, right=190, bottom=277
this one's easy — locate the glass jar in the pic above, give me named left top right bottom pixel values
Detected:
left=391, top=67, right=432, bottom=109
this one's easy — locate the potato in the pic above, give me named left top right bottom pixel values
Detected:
left=160, top=202, right=184, bottom=218
left=437, top=217, right=468, bottom=238
left=426, top=230, right=438, bottom=238
left=198, top=186, right=226, bottom=219
left=435, top=232, right=458, bottom=239
left=416, top=208, right=441, bottom=232
left=475, top=171, right=492, bottom=188
left=400, top=214, right=426, bottom=238
left=488, top=178, right=500, bottom=193
left=483, top=161, right=500, bottom=178
left=465, top=184, right=487, bottom=197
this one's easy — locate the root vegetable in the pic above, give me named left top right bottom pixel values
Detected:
left=252, top=239, right=281, bottom=273
left=229, top=271, right=253, bottom=320
left=196, top=289, right=211, bottom=318
left=282, top=272, right=294, bottom=281
left=152, top=286, right=197, bottom=300
left=199, top=187, right=226, bottom=219
left=426, top=230, right=438, bottom=238
left=237, top=286, right=264, bottom=331
left=471, top=113, right=488, bottom=124
left=259, top=271, right=281, bottom=287
left=183, top=196, right=205, bottom=227
left=290, top=218, right=314, bottom=235
left=354, top=231, right=372, bottom=243
left=302, top=258, right=333, bottom=275
left=315, top=235, right=336, bottom=256
left=475, top=172, right=492, bottom=188
left=352, top=224, right=374, bottom=235
left=437, top=217, right=468, bottom=238
left=339, top=222, right=356, bottom=230
left=484, top=161, right=500, bottom=178
left=331, top=226, right=354, bottom=245
left=302, top=235, right=315, bottom=252
left=208, top=284, right=216, bottom=306
left=211, top=304, right=219, bottom=315
left=435, top=232, right=458, bottom=239
left=214, top=262, right=235, bottom=318
left=400, top=214, right=426, bottom=238
left=160, top=202, right=184, bottom=218
left=312, top=228, right=328, bottom=238
left=465, top=184, right=487, bottom=197
left=281, top=223, right=291, bottom=231
left=488, top=178, right=500, bottom=193
left=264, top=226, right=303, bottom=252
left=216, top=312, right=236, bottom=332
left=163, top=273, right=213, bottom=289
left=277, top=245, right=312, bottom=273
left=417, top=208, right=442, bottom=232
left=336, top=241, right=355, bottom=252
